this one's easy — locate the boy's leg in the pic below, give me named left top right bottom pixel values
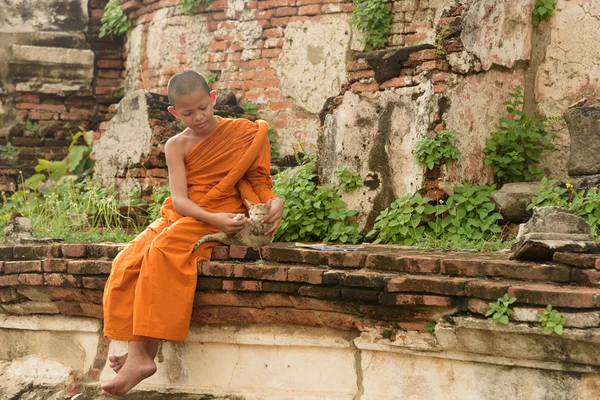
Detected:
left=101, top=339, right=159, bottom=397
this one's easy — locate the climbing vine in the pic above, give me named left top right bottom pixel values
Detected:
left=99, top=0, right=131, bottom=38
left=351, top=0, right=393, bottom=50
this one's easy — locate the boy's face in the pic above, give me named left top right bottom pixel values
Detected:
left=168, top=89, right=217, bottom=135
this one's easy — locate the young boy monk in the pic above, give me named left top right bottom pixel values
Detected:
left=101, top=70, right=284, bottom=397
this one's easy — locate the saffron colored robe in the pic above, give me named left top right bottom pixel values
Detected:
left=103, top=118, right=276, bottom=341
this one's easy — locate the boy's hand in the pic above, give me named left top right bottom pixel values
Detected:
left=262, top=197, right=284, bottom=236
left=211, top=213, right=247, bottom=235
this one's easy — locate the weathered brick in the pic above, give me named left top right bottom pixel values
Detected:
left=298, top=285, right=341, bottom=299
left=0, top=287, right=23, bottom=303
left=86, top=244, right=125, bottom=259
left=43, top=259, right=69, bottom=272
left=263, top=246, right=329, bottom=265
left=13, top=245, right=60, bottom=260
left=319, top=311, right=358, bottom=331
left=553, top=252, right=597, bottom=269
left=385, top=276, right=468, bottom=296
left=341, top=288, right=380, bottom=303
left=508, top=284, right=600, bottom=308
left=223, top=280, right=263, bottom=291
left=327, top=252, right=367, bottom=269
left=44, top=273, right=81, bottom=287
left=229, top=246, right=260, bottom=260
left=194, top=291, right=261, bottom=308
left=572, top=269, right=600, bottom=285
left=233, top=263, right=288, bottom=281
left=200, top=262, right=236, bottom=277
left=249, top=307, right=321, bottom=327
left=0, top=246, right=14, bottom=260
left=68, top=260, right=112, bottom=275
left=408, top=49, right=436, bottom=62
left=192, top=306, right=255, bottom=325
left=347, top=59, right=369, bottom=72
left=196, top=277, right=223, bottom=291
left=210, top=246, right=230, bottom=261
left=351, top=82, right=379, bottom=92
left=323, top=270, right=347, bottom=285
left=366, top=254, right=440, bottom=274
left=467, top=298, right=490, bottom=315
left=18, top=273, right=43, bottom=285
left=46, top=288, right=90, bottom=303
left=379, top=293, right=454, bottom=307
left=3, top=261, right=42, bottom=274
left=287, top=267, right=324, bottom=284
left=0, top=275, right=20, bottom=286
left=61, top=244, right=87, bottom=258
left=56, top=301, right=86, bottom=317
left=80, top=303, right=104, bottom=319
left=344, top=272, right=387, bottom=288
left=380, top=76, right=415, bottom=89
left=464, top=280, right=511, bottom=300
left=256, top=293, right=294, bottom=307
left=262, top=281, right=301, bottom=293
left=440, top=258, right=571, bottom=282
left=82, top=277, right=108, bottom=290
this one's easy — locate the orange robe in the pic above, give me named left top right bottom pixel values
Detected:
left=103, top=118, right=276, bottom=341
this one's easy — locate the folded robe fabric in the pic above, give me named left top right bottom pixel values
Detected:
left=103, top=117, right=276, bottom=341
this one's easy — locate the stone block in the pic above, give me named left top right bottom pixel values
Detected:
left=511, top=207, right=596, bottom=261
left=9, top=45, right=94, bottom=93
left=565, top=105, right=600, bottom=176
left=490, top=182, right=538, bottom=223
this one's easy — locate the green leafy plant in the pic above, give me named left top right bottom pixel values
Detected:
left=241, top=101, right=258, bottom=117
left=25, top=119, right=39, bottom=133
left=414, top=130, right=461, bottom=171
left=114, top=88, right=125, bottom=99
left=99, top=0, right=131, bottom=38
left=434, top=25, right=450, bottom=59
left=147, top=184, right=171, bottom=222
left=351, top=0, right=392, bottom=51
left=268, top=126, right=280, bottom=160
left=485, top=293, right=516, bottom=324
left=178, top=0, right=216, bottom=15
left=273, top=159, right=361, bottom=244
left=532, top=0, right=555, bottom=27
left=27, top=128, right=95, bottom=189
left=424, top=322, right=436, bottom=335
left=538, top=304, right=566, bottom=335
left=368, top=192, right=435, bottom=245
left=335, top=167, right=363, bottom=192
left=440, top=183, right=503, bottom=241
left=207, top=73, right=218, bottom=85
left=483, top=86, right=556, bottom=184
left=0, top=142, right=21, bottom=161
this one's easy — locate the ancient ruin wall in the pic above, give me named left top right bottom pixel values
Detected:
left=0, top=0, right=125, bottom=192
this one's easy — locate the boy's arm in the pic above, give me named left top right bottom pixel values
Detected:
left=165, top=138, right=246, bottom=235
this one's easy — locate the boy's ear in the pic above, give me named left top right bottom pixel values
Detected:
left=167, top=106, right=179, bottom=118
left=210, top=90, right=217, bottom=106
left=245, top=199, right=255, bottom=208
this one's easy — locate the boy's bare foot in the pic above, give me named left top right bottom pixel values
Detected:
left=109, top=353, right=128, bottom=373
left=100, top=353, right=156, bottom=397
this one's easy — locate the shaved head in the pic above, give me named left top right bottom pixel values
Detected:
left=167, top=71, right=211, bottom=105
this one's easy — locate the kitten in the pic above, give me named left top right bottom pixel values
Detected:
left=192, top=200, right=273, bottom=252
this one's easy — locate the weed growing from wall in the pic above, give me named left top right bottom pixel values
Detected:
left=483, top=86, right=556, bottom=184
left=414, top=130, right=461, bottom=171
left=485, top=294, right=516, bottom=324
left=99, top=0, right=131, bottom=38
left=532, top=0, right=555, bottom=27
left=336, top=167, right=363, bottom=192
left=539, top=304, right=566, bottom=335
left=351, top=0, right=393, bottom=50
left=178, top=0, right=216, bottom=15
left=273, top=157, right=361, bottom=244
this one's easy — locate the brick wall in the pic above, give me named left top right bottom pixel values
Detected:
left=0, top=0, right=125, bottom=194
left=2, top=243, right=600, bottom=333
